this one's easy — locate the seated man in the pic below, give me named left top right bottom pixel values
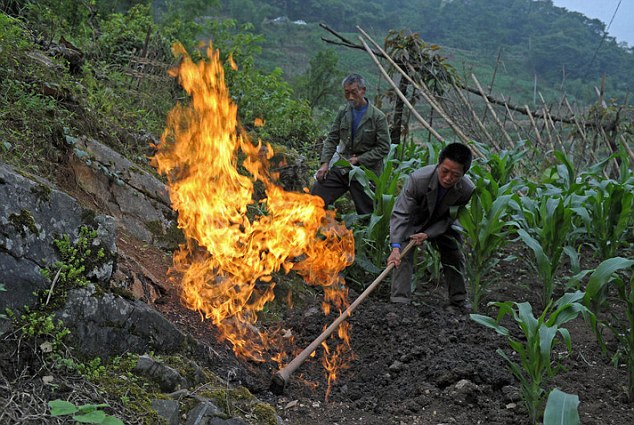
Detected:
left=387, top=143, right=475, bottom=311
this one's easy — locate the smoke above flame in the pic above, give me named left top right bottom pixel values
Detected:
left=151, top=43, right=354, bottom=388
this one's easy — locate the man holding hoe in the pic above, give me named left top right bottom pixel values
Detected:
left=387, top=143, right=475, bottom=312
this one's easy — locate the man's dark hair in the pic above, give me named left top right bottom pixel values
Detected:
left=438, top=143, right=472, bottom=173
left=342, top=74, right=366, bottom=89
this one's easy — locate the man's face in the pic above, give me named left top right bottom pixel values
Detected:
left=437, top=158, right=465, bottom=189
left=343, top=82, right=366, bottom=109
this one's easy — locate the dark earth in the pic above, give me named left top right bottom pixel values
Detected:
left=134, top=234, right=634, bottom=425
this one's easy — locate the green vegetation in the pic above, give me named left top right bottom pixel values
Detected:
left=582, top=257, right=634, bottom=401
left=578, top=177, right=634, bottom=260
left=515, top=194, right=577, bottom=305
left=543, top=389, right=580, bottom=425
left=7, top=306, right=71, bottom=354
left=40, top=225, right=106, bottom=308
left=49, top=399, right=124, bottom=425
left=471, top=291, right=592, bottom=424
left=460, top=174, right=517, bottom=311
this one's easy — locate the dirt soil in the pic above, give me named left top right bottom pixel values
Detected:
left=126, top=236, right=634, bottom=425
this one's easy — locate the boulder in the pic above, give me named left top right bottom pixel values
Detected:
left=65, top=136, right=182, bottom=249
left=0, top=162, right=115, bottom=320
left=57, top=285, right=189, bottom=359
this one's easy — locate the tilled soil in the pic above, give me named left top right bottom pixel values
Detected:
left=157, top=277, right=633, bottom=425
left=146, top=237, right=633, bottom=425
left=262, top=283, right=632, bottom=425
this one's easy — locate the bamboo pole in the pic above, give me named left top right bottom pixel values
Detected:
left=501, top=95, right=524, bottom=136
left=620, top=134, right=634, bottom=164
left=356, top=36, right=445, bottom=144
left=450, top=80, right=498, bottom=150
left=355, top=26, right=484, bottom=159
left=524, top=105, right=545, bottom=150
left=538, top=93, right=565, bottom=153
left=471, top=74, right=514, bottom=149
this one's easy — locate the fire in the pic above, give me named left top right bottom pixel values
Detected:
left=152, top=42, right=354, bottom=385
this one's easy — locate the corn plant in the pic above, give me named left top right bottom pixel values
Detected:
left=514, top=193, right=578, bottom=305
left=346, top=141, right=438, bottom=279
left=460, top=168, right=518, bottom=310
left=575, top=178, right=634, bottom=259
left=472, top=139, right=529, bottom=186
left=582, top=257, right=634, bottom=401
left=543, top=389, right=580, bottom=425
left=470, top=291, right=592, bottom=424
left=540, top=150, right=606, bottom=197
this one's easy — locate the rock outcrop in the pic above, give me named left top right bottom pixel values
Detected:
left=0, top=162, right=115, bottom=318
left=65, top=135, right=182, bottom=249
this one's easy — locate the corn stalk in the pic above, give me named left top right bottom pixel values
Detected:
left=471, top=291, right=592, bottom=424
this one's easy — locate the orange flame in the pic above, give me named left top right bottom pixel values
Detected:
left=152, top=42, right=354, bottom=383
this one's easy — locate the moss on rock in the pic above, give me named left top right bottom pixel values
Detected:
left=8, top=208, right=39, bottom=235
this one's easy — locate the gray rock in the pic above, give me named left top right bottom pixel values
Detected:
left=184, top=401, right=222, bottom=425
left=152, top=399, right=180, bottom=425
left=502, top=385, right=521, bottom=402
left=389, top=360, right=404, bottom=372
left=66, top=137, right=181, bottom=249
left=0, top=162, right=115, bottom=315
left=57, top=285, right=188, bottom=359
left=134, top=354, right=188, bottom=392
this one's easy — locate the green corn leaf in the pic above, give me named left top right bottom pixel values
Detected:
left=543, top=389, right=580, bottom=425
left=548, top=303, right=588, bottom=328
left=539, top=325, right=557, bottom=367
left=554, top=290, right=585, bottom=308
left=516, top=302, right=538, bottom=336
left=469, top=314, right=509, bottom=336
left=584, top=257, right=634, bottom=304
left=517, top=229, right=551, bottom=278
left=557, top=327, right=573, bottom=352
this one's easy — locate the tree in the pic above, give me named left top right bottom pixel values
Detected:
left=293, top=49, right=343, bottom=111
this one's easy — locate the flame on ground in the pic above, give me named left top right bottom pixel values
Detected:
left=151, top=43, right=355, bottom=388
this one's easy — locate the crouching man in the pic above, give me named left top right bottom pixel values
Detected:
left=387, top=143, right=475, bottom=312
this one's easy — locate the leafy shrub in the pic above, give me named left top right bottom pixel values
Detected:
left=40, top=226, right=106, bottom=308
left=96, top=4, right=156, bottom=63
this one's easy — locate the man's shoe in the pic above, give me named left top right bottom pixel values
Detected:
left=449, top=299, right=472, bottom=313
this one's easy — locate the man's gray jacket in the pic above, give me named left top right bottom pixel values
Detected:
left=319, top=102, right=390, bottom=176
left=390, top=164, right=475, bottom=245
